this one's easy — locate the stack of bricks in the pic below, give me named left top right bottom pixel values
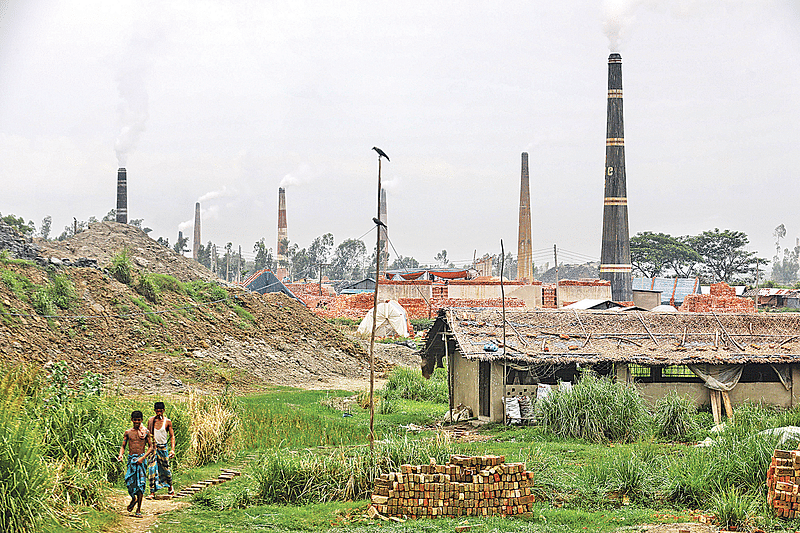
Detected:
left=767, top=449, right=800, bottom=518
left=370, top=455, right=534, bottom=519
left=679, top=282, right=755, bottom=313
left=542, top=286, right=557, bottom=308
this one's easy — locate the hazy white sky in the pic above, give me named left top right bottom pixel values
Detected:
left=1, top=0, right=799, bottom=270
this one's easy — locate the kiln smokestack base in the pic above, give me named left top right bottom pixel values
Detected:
left=599, top=53, right=632, bottom=302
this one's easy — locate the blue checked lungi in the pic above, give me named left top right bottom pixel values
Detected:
left=125, top=453, right=147, bottom=497
left=148, top=444, right=173, bottom=492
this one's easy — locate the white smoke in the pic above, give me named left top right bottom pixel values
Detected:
left=178, top=217, right=194, bottom=232
left=198, top=186, right=233, bottom=203
left=603, top=0, right=643, bottom=52
left=279, top=163, right=313, bottom=188
left=114, top=30, right=161, bottom=166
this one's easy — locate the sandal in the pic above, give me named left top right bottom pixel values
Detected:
left=146, top=494, right=155, bottom=500
left=168, top=488, right=175, bottom=496
left=134, top=512, right=143, bottom=518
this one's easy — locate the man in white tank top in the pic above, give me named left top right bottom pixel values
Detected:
left=146, top=401, right=175, bottom=498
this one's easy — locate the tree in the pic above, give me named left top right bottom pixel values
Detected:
left=156, top=237, right=170, bottom=248
left=306, top=233, right=334, bottom=278
left=253, top=238, right=274, bottom=272
left=103, top=209, right=116, bottom=222
left=492, top=253, right=517, bottom=279
left=390, top=255, right=419, bottom=271
left=0, top=213, right=35, bottom=236
left=128, top=219, right=152, bottom=234
left=630, top=232, right=702, bottom=278
left=771, top=224, right=799, bottom=285
left=39, top=215, right=52, bottom=240
left=57, top=218, right=87, bottom=240
left=173, top=233, right=189, bottom=255
left=435, top=250, right=449, bottom=267
left=329, top=238, right=367, bottom=279
left=197, top=242, right=213, bottom=269
left=691, top=228, right=764, bottom=283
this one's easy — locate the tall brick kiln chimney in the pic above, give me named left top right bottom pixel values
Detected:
left=600, top=53, right=633, bottom=302
left=116, top=168, right=127, bottom=224
left=517, top=152, right=533, bottom=282
left=277, top=187, right=288, bottom=264
left=379, top=188, right=388, bottom=271
left=192, top=202, right=201, bottom=260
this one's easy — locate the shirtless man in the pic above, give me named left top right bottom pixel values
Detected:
left=146, top=401, right=176, bottom=498
left=118, top=410, right=153, bottom=516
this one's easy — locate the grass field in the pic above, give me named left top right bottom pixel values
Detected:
left=7, top=362, right=800, bottom=533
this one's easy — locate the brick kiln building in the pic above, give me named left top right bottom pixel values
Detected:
left=421, top=307, right=800, bottom=424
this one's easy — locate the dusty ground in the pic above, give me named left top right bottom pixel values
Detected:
left=108, top=491, right=189, bottom=533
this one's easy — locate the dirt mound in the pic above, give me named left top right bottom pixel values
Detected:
left=37, top=221, right=219, bottom=283
left=1, top=223, right=420, bottom=394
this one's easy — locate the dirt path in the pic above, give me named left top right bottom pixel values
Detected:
left=108, top=491, right=189, bottom=533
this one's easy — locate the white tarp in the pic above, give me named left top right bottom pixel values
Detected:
left=357, top=300, right=409, bottom=337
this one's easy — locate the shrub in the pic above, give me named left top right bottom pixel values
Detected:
left=411, top=318, right=434, bottom=332
left=135, top=273, right=160, bottom=303
left=148, top=273, right=184, bottom=294
left=30, top=287, right=56, bottom=316
left=653, top=390, right=698, bottom=439
left=536, top=372, right=649, bottom=443
left=109, top=248, right=133, bottom=285
left=48, top=273, right=76, bottom=310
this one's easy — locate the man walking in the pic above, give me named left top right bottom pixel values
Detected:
left=118, top=410, right=153, bottom=517
left=146, top=401, right=176, bottom=498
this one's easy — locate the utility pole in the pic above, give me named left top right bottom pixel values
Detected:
left=368, top=146, right=389, bottom=452
left=318, top=263, right=329, bottom=296
left=554, top=244, right=560, bottom=308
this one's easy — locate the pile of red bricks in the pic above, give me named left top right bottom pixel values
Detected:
left=286, top=289, right=526, bottom=322
left=370, top=455, right=534, bottom=519
left=556, top=279, right=610, bottom=286
left=767, top=449, right=800, bottom=518
left=679, top=282, right=755, bottom=313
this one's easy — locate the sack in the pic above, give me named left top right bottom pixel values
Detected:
left=504, top=396, right=521, bottom=423
left=536, top=383, right=552, bottom=401
left=518, top=395, right=534, bottom=419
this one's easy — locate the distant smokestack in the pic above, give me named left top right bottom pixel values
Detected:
left=600, top=53, right=632, bottom=302
left=379, top=188, right=388, bottom=271
left=517, top=152, right=533, bottom=282
left=116, top=168, right=127, bottom=224
left=277, top=187, right=287, bottom=263
left=193, top=202, right=201, bottom=260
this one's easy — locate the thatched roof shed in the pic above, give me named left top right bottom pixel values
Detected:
left=421, top=307, right=800, bottom=377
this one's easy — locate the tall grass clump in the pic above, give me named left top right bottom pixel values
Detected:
left=135, top=273, right=160, bottom=303
left=653, top=390, right=698, bottom=439
left=576, top=445, right=665, bottom=504
left=187, top=388, right=241, bottom=466
left=47, top=272, right=76, bottom=310
left=536, top=372, right=649, bottom=443
left=382, top=365, right=447, bottom=403
left=711, top=486, right=756, bottom=531
left=109, top=247, right=133, bottom=285
left=668, top=410, right=779, bottom=506
left=0, top=366, right=52, bottom=533
left=148, top=273, right=184, bottom=294
left=250, top=433, right=458, bottom=505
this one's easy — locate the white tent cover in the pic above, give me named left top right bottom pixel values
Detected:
left=357, top=300, right=409, bottom=337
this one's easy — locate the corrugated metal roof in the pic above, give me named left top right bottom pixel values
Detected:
left=632, top=277, right=701, bottom=305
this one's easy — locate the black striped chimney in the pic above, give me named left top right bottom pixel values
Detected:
left=192, top=202, right=201, bottom=260
left=599, top=53, right=632, bottom=302
left=116, top=167, right=127, bottom=224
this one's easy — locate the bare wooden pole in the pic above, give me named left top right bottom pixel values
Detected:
left=368, top=150, right=387, bottom=451
left=500, top=240, right=507, bottom=426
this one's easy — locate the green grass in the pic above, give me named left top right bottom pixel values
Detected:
left=129, top=295, right=166, bottom=325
